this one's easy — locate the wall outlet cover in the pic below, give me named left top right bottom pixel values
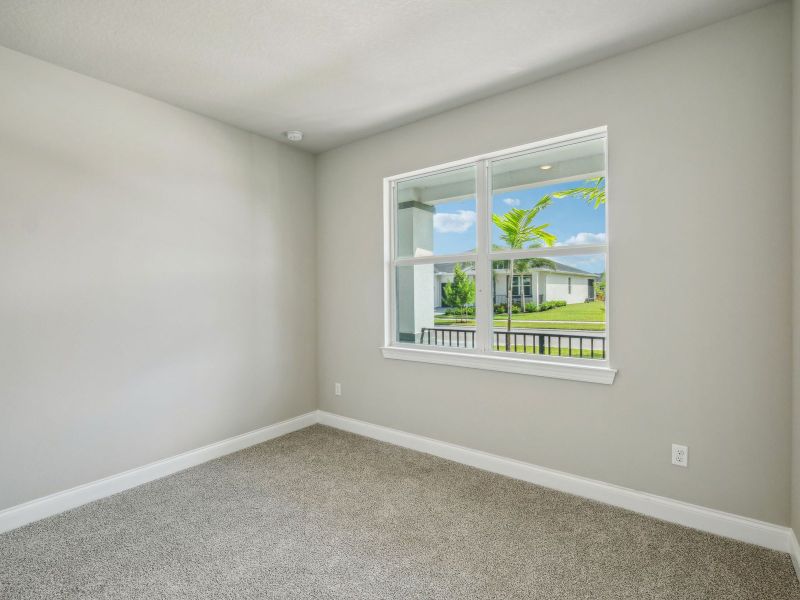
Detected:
left=672, top=444, right=688, bottom=467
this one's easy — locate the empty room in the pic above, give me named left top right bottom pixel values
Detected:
left=2, top=0, right=800, bottom=598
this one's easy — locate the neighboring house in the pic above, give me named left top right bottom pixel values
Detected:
left=435, top=261, right=597, bottom=308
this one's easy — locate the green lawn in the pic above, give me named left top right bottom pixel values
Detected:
left=435, top=301, right=606, bottom=331
left=504, top=301, right=605, bottom=322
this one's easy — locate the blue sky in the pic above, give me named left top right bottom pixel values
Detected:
left=430, top=179, right=606, bottom=272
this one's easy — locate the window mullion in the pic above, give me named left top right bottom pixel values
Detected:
left=394, top=253, right=477, bottom=267
left=474, top=159, right=490, bottom=353
left=487, top=244, right=608, bottom=261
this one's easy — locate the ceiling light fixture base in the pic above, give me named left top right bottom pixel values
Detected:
left=283, top=130, right=304, bottom=142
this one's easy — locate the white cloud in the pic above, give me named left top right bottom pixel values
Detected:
left=502, top=198, right=521, bottom=207
left=433, top=210, right=476, bottom=233
left=556, top=232, right=607, bottom=246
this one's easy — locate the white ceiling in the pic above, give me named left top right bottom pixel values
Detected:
left=0, top=0, right=776, bottom=153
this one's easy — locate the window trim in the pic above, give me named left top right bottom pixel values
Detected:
left=380, top=345, right=616, bottom=384
left=382, top=126, right=616, bottom=384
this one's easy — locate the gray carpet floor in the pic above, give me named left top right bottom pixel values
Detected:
left=1, top=425, right=799, bottom=599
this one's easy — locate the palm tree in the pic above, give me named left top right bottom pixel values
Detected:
left=547, top=176, right=606, bottom=207
left=491, top=198, right=556, bottom=350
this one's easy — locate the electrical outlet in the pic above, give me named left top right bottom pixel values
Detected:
left=334, top=382, right=341, bottom=396
left=671, top=444, right=688, bottom=467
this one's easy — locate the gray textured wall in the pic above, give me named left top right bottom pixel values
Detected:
left=315, top=4, right=793, bottom=524
left=0, top=47, right=318, bottom=510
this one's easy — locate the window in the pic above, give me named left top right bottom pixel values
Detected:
left=383, top=128, right=614, bottom=384
left=512, top=275, right=532, bottom=300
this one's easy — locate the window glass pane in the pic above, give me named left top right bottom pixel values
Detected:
left=491, top=138, right=605, bottom=252
left=491, top=254, right=606, bottom=359
left=396, top=261, right=476, bottom=348
left=511, top=275, right=532, bottom=297
left=396, top=166, right=476, bottom=258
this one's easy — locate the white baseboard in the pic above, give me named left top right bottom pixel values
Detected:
left=790, top=530, right=800, bottom=580
left=317, top=410, right=794, bottom=554
left=0, top=411, right=317, bottom=534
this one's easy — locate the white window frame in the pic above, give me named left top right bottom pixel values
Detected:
left=381, top=127, right=616, bottom=385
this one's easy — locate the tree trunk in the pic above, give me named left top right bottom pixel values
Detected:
left=506, top=260, right=513, bottom=351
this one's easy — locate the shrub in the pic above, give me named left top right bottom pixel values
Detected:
left=534, top=300, right=567, bottom=312
left=511, top=304, right=521, bottom=314
left=441, top=263, right=476, bottom=319
left=445, top=306, right=475, bottom=317
left=494, top=304, right=507, bottom=314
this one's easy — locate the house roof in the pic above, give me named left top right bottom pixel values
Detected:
left=543, top=261, right=596, bottom=276
left=434, top=260, right=597, bottom=277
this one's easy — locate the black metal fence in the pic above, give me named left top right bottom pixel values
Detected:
left=418, top=327, right=605, bottom=359
left=419, top=327, right=475, bottom=348
left=494, top=330, right=605, bottom=359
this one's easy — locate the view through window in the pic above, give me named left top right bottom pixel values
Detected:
left=389, top=130, right=608, bottom=364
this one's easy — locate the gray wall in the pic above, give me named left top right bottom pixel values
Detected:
left=316, top=3, right=793, bottom=524
left=0, top=47, right=317, bottom=510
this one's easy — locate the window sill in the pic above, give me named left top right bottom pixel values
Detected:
left=380, top=346, right=616, bottom=384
